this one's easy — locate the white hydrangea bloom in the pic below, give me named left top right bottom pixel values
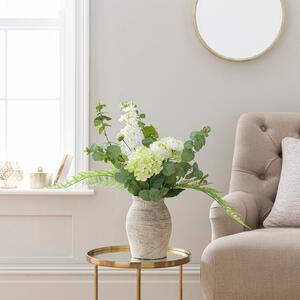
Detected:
left=150, top=137, right=184, bottom=161
left=125, top=146, right=163, bottom=181
left=161, top=137, right=184, bottom=152
left=119, top=101, right=144, bottom=155
left=150, top=141, right=172, bottom=159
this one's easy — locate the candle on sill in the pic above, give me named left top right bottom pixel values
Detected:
left=29, top=166, right=52, bottom=189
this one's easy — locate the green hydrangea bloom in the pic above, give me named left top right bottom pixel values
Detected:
left=125, top=146, right=163, bottom=182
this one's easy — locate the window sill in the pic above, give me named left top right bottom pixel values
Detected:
left=0, top=188, right=95, bottom=196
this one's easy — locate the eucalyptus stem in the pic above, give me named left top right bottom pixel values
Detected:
left=99, top=111, right=111, bottom=144
left=103, top=128, right=110, bottom=144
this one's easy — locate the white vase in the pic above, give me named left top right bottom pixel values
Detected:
left=126, top=197, right=172, bottom=260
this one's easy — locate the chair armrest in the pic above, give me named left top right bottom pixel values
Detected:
left=210, top=191, right=259, bottom=240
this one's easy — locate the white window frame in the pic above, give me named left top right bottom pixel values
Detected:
left=74, top=0, right=90, bottom=176
left=0, top=0, right=91, bottom=194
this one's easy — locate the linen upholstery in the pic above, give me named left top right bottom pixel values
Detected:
left=201, top=228, right=300, bottom=300
left=264, top=137, right=300, bottom=227
left=201, top=112, right=300, bottom=300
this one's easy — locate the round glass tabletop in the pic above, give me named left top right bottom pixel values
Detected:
left=87, top=245, right=191, bottom=269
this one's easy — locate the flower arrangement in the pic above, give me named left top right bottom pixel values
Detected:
left=56, top=101, right=249, bottom=229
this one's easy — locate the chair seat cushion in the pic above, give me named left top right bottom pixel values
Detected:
left=201, top=228, right=300, bottom=300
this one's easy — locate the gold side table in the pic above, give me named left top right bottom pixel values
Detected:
left=87, top=245, right=191, bottom=300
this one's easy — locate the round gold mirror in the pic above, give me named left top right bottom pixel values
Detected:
left=194, top=0, right=284, bottom=61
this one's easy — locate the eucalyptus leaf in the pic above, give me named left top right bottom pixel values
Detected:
left=143, top=125, right=159, bottom=138
left=184, top=140, right=193, bottom=150
left=164, top=174, right=177, bottom=186
left=162, top=162, right=176, bottom=176
left=192, top=162, right=204, bottom=179
left=142, top=137, right=155, bottom=147
left=149, top=188, right=161, bottom=201
left=139, top=190, right=151, bottom=201
left=150, top=174, right=165, bottom=189
left=106, top=145, right=122, bottom=160
left=115, top=169, right=131, bottom=183
left=92, top=151, right=105, bottom=161
left=94, top=118, right=102, bottom=127
left=165, top=188, right=185, bottom=198
left=98, top=127, right=104, bottom=135
left=181, top=149, right=195, bottom=162
left=128, top=181, right=141, bottom=196
left=179, top=162, right=192, bottom=173
left=138, top=181, right=150, bottom=190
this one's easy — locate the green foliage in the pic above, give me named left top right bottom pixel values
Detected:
left=138, top=188, right=161, bottom=201
left=143, top=125, right=159, bottom=139
left=184, top=140, right=193, bottom=149
left=53, top=103, right=250, bottom=229
left=86, top=143, right=125, bottom=168
left=106, top=145, right=126, bottom=168
left=164, top=174, right=177, bottom=186
left=190, top=126, right=211, bottom=151
left=162, top=162, right=177, bottom=176
left=165, top=188, right=185, bottom=198
left=139, top=190, right=151, bottom=201
left=137, top=111, right=146, bottom=128
left=115, top=169, right=131, bottom=184
left=53, top=169, right=123, bottom=190
left=177, top=162, right=192, bottom=178
left=149, top=188, right=161, bottom=200
left=142, top=137, right=156, bottom=147
left=94, top=103, right=112, bottom=139
left=185, top=162, right=204, bottom=180
left=181, top=149, right=195, bottom=162
left=86, top=144, right=106, bottom=161
left=181, top=127, right=211, bottom=162
left=149, top=174, right=165, bottom=189
left=177, top=180, right=251, bottom=230
left=142, top=125, right=159, bottom=147
left=128, top=181, right=140, bottom=196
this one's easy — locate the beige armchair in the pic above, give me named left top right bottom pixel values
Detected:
left=201, top=112, right=300, bottom=300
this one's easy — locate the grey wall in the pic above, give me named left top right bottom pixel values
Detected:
left=90, top=0, right=300, bottom=262
left=2, top=1, right=300, bottom=299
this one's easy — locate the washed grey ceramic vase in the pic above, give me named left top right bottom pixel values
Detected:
left=126, top=197, right=172, bottom=260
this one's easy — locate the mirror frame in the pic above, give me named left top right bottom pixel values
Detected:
left=193, top=0, right=285, bottom=62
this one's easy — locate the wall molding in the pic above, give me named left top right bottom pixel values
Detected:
left=0, top=264, right=200, bottom=283
left=0, top=265, right=202, bottom=300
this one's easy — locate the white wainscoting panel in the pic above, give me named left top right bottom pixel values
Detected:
left=0, top=265, right=202, bottom=300
left=0, top=215, right=73, bottom=260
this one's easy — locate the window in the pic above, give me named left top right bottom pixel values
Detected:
left=0, top=0, right=89, bottom=184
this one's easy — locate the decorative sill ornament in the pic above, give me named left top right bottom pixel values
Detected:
left=54, top=101, right=250, bottom=259
left=0, top=161, right=24, bottom=189
left=29, top=166, right=52, bottom=189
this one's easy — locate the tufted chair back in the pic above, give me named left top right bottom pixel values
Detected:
left=229, top=112, right=300, bottom=226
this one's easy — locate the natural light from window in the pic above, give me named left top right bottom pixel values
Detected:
left=0, top=0, right=79, bottom=180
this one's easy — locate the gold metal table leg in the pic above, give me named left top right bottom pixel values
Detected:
left=94, top=265, right=98, bottom=300
left=179, top=265, right=183, bottom=300
left=136, top=268, right=141, bottom=300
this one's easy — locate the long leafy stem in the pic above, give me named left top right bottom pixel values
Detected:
left=53, top=102, right=251, bottom=230
left=53, top=169, right=124, bottom=190
left=176, top=181, right=250, bottom=230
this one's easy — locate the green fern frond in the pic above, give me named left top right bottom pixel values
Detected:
left=177, top=182, right=251, bottom=230
left=53, top=169, right=124, bottom=190
left=86, top=173, right=124, bottom=190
